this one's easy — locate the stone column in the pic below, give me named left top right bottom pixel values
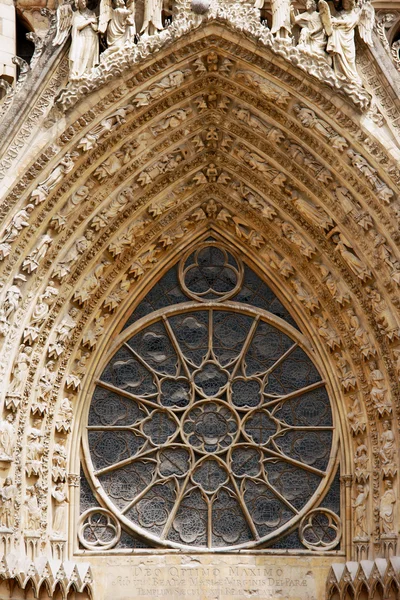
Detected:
left=0, top=0, right=16, bottom=87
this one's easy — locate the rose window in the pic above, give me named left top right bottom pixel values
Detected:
left=83, top=242, right=337, bottom=550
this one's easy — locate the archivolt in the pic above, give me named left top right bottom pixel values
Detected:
left=0, top=26, right=399, bottom=560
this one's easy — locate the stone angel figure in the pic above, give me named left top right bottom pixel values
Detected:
left=98, top=0, right=136, bottom=50
left=53, top=0, right=99, bottom=80
left=269, top=0, right=292, bottom=39
left=318, top=0, right=374, bottom=84
left=140, top=0, right=163, bottom=36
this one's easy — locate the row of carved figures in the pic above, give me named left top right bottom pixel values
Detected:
left=52, top=0, right=375, bottom=85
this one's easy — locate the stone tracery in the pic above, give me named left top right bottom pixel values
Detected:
left=0, top=12, right=399, bottom=596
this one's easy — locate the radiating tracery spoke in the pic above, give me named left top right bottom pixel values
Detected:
left=88, top=300, right=334, bottom=549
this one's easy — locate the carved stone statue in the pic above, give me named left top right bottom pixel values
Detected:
left=50, top=185, right=92, bottom=232
left=314, top=315, right=341, bottom=350
left=26, top=420, right=44, bottom=476
left=69, top=0, right=99, bottom=80
left=23, top=485, right=41, bottom=531
left=291, top=278, right=319, bottom=312
left=24, top=282, right=59, bottom=344
left=280, top=221, right=316, bottom=258
left=379, top=421, right=395, bottom=474
left=48, top=308, right=79, bottom=358
left=335, top=353, right=356, bottom=391
left=53, top=231, right=95, bottom=281
left=347, top=395, right=366, bottom=436
left=141, top=0, right=163, bottom=36
left=99, top=0, right=135, bottom=50
left=292, top=0, right=328, bottom=59
left=365, top=286, right=400, bottom=341
left=22, top=234, right=53, bottom=274
left=0, top=478, right=16, bottom=529
left=270, top=0, right=291, bottom=39
left=318, top=0, right=374, bottom=84
left=0, top=415, right=15, bottom=463
left=332, top=232, right=372, bottom=281
left=379, top=479, right=396, bottom=535
left=354, top=441, right=368, bottom=482
left=52, top=439, right=68, bottom=482
left=346, top=309, right=375, bottom=359
left=73, top=261, right=110, bottom=305
left=56, top=398, right=74, bottom=434
left=52, top=484, right=69, bottom=537
left=293, top=105, right=347, bottom=151
left=33, top=361, right=57, bottom=415
left=289, top=190, right=334, bottom=231
left=78, top=105, right=133, bottom=151
left=6, top=345, right=33, bottom=409
left=353, top=483, right=369, bottom=539
left=0, top=204, right=34, bottom=260
left=2, top=276, right=26, bottom=323
left=30, top=155, right=75, bottom=204
left=368, top=362, right=391, bottom=416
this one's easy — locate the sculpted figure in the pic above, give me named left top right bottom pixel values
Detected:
left=353, top=483, right=369, bottom=539
left=26, top=420, right=44, bottom=464
left=141, top=0, right=162, bottom=36
left=347, top=395, right=365, bottom=435
left=280, top=221, right=316, bottom=258
left=82, top=314, right=107, bottom=349
left=318, top=0, right=374, bottom=84
left=34, top=361, right=57, bottom=414
left=30, top=155, right=75, bottom=204
left=270, top=0, right=291, bottom=39
left=289, top=190, right=334, bottom=231
left=48, top=308, right=79, bottom=359
left=69, top=0, right=99, bottom=80
left=73, top=261, right=110, bottom=305
left=368, top=362, right=390, bottom=415
left=2, top=276, right=25, bottom=321
left=52, top=484, right=69, bottom=536
left=291, top=279, right=319, bottom=312
left=354, top=441, right=368, bottom=481
left=0, top=415, right=15, bottom=461
left=54, top=231, right=95, bottom=280
left=236, top=147, right=286, bottom=188
left=50, top=185, right=92, bottom=232
left=22, top=234, right=53, bottom=274
left=6, top=345, right=33, bottom=407
left=314, top=315, right=340, bottom=350
left=133, top=70, right=191, bottom=107
left=91, top=189, right=134, bottom=230
left=346, top=309, right=375, bottom=358
left=56, top=398, right=74, bottom=434
left=379, top=480, right=396, bottom=535
left=293, top=105, right=347, bottom=150
left=379, top=420, right=395, bottom=467
left=332, top=232, right=371, bottom=281
left=99, top=0, right=135, bottom=50
left=78, top=105, right=133, bottom=151
left=0, top=478, right=16, bottom=529
left=24, top=282, right=59, bottom=344
left=152, top=109, right=192, bottom=136
left=52, top=439, right=68, bottom=482
left=365, top=287, right=400, bottom=341
left=292, top=0, right=327, bottom=58
left=335, top=353, right=356, bottom=391
left=23, top=486, right=41, bottom=531
left=0, top=205, right=34, bottom=260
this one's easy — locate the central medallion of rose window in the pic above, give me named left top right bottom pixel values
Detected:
left=87, top=303, right=333, bottom=550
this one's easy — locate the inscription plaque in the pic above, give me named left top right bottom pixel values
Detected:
left=86, top=554, right=336, bottom=600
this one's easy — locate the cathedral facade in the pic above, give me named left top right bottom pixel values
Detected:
left=0, top=0, right=400, bottom=597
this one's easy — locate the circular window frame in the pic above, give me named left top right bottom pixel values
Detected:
left=82, top=300, right=339, bottom=552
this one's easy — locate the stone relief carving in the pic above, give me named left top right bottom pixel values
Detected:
left=23, top=485, right=41, bottom=531
left=353, top=483, right=369, bottom=540
left=347, top=395, right=366, bottom=436
left=30, top=154, right=76, bottom=205
left=24, top=282, right=59, bottom=344
left=25, top=420, right=44, bottom=477
left=293, top=104, right=347, bottom=151
left=354, top=441, right=369, bottom=482
left=49, top=184, right=93, bottom=232
left=55, top=397, right=74, bottom=434
left=21, top=234, right=53, bottom=274
left=6, top=344, right=33, bottom=410
left=368, top=361, right=391, bottom=416
left=78, top=105, right=134, bottom=151
left=53, top=231, right=95, bottom=281
left=379, top=420, right=396, bottom=477
left=0, top=205, right=34, bottom=261
left=0, top=478, right=16, bottom=530
left=379, top=479, right=396, bottom=535
left=291, top=0, right=328, bottom=59
left=33, top=361, right=57, bottom=415
left=52, top=483, right=68, bottom=538
left=331, top=232, right=372, bottom=282
left=0, top=415, right=15, bottom=463
left=73, top=260, right=110, bottom=305
left=48, top=308, right=79, bottom=358
left=52, top=439, right=67, bottom=482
